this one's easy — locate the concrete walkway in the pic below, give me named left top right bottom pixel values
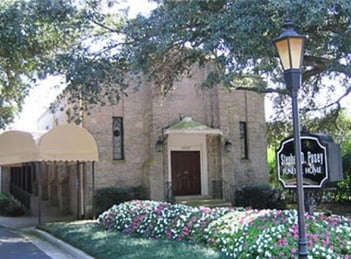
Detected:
left=0, top=215, right=94, bottom=259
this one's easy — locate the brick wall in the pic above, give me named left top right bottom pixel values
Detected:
left=217, top=88, right=268, bottom=186
left=38, top=65, right=268, bottom=214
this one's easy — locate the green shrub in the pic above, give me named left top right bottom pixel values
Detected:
left=333, top=139, right=351, bottom=202
left=0, top=193, right=10, bottom=211
left=95, top=186, right=146, bottom=215
left=6, top=203, right=25, bottom=217
left=0, top=192, right=25, bottom=216
left=234, top=184, right=286, bottom=210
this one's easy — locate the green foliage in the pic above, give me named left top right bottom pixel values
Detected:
left=34, top=0, right=351, bottom=127
left=95, top=185, right=146, bottom=215
left=2, top=0, right=351, bottom=130
left=0, top=192, right=10, bottom=210
left=334, top=175, right=351, bottom=202
left=41, top=201, right=351, bottom=258
left=97, top=200, right=351, bottom=258
left=267, top=110, right=351, bottom=149
left=0, top=192, right=25, bottom=216
left=2, top=0, right=351, bottom=129
left=234, top=184, right=286, bottom=210
left=0, top=0, right=88, bottom=128
left=267, top=148, right=279, bottom=186
left=120, top=0, right=351, bottom=122
left=333, top=136, right=351, bottom=202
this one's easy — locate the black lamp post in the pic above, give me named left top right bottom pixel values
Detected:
left=273, top=18, right=308, bottom=258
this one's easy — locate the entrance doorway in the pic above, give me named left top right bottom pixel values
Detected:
left=171, top=151, right=201, bottom=196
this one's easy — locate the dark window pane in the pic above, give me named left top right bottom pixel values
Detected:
left=240, top=122, right=248, bottom=159
left=113, top=117, right=124, bottom=160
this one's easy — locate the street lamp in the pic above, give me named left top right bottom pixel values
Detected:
left=273, top=18, right=308, bottom=258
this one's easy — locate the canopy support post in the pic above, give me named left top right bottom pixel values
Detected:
left=92, top=161, right=96, bottom=220
left=76, top=161, right=80, bottom=219
left=82, top=163, right=86, bottom=218
left=36, top=162, right=42, bottom=226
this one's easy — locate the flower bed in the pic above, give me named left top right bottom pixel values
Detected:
left=98, top=200, right=351, bottom=258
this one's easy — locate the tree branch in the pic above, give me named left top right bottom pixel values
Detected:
left=302, top=87, right=351, bottom=113
left=88, top=17, right=122, bottom=34
left=234, top=86, right=289, bottom=95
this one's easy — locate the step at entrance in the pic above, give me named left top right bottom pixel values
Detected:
left=175, top=196, right=232, bottom=208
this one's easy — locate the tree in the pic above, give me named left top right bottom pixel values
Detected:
left=336, top=136, right=351, bottom=202
left=0, top=0, right=89, bottom=129
left=267, top=110, right=351, bottom=149
left=2, top=0, right=351, bottom=131
left=118, top=0, right=351, bottom=124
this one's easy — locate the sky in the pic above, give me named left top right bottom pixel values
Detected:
left=8, top=76, right=64, bottom=131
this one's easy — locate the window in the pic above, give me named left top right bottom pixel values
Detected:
left=239, top=122, right=248, bottom=159
left=112, top=117, right=124, bottom=160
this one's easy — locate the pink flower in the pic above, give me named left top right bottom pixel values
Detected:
left=313, top=235, right=319, bottom=242
left=277, top=238, right=288, bottom=247
left=166, top=230, right=172, bottom=239
left=183, top=227, right=190, bottom=236
left=291, top=226, right=299, bottom=239
left=323, top=237, right=330, bottom=247
left=200, top=207, right=210, bottom=212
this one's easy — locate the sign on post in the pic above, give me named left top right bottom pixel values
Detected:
left=276, top=136, right=328, bottom=188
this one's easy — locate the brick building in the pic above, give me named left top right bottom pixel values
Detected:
left=36, top=65, right=268, bottom=216
left=1, top=65, right=268, bottom=217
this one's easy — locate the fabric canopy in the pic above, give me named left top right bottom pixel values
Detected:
left=0, top=130, right=38, bottom=166
left=0, top=124, right=98, bottom=165
left=38, top=124, right=98, bottom=162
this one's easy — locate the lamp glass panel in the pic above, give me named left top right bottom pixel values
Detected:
left=275, top=39, right=290, bottom=70
left=156, top=140, right=163, bottom=152
left=289, top=38, right=304, bottom=69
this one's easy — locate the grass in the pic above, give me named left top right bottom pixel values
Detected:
left=39, top=220, right=229, bottom=259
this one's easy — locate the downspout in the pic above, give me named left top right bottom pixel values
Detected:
left=79, top=94, right=86, bottom=219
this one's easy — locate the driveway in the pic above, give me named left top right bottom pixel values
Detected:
left=0, top=214, right=93, bottom=259
left=0, top=226, right=50, bottom=259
